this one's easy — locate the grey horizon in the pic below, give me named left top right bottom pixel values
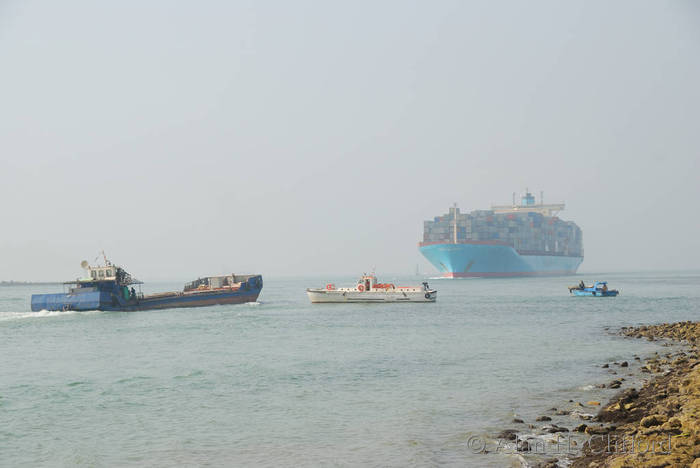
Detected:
left=1, top=0, right=698, bottom=281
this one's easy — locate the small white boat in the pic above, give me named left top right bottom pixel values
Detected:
left=307, top=274, right=437, bottom=303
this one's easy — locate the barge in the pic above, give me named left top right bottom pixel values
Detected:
left=31, top=257, right=262, bottom=312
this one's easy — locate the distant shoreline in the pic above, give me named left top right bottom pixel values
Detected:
left=0, top=281, right=62, bottom=286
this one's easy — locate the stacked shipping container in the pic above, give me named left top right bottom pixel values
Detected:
left=423, top=206, right=583, bottom=257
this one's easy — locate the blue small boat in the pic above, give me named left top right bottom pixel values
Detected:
left=31, top=256, right=262, bottom=312
left=568, top=281, right=619, bottom=297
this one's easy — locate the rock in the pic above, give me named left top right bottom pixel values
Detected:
left=620, top=388, right=639, bottom=403
left=667, top=417, right=682, bottom=428
left=609, top=380, right=622, bottom=389
left=620, top=361, right=629, bottom=367
left=536, top=459, right=559, bottom=468
left=641, top=414, right=667, bottom=427
left=555, top=410, right=570, bottom=415
left=602, top=363, right=609, bottom=368
left=545, top=424, right=569, bottom=433
left=497, top=429, right=518, bottom=440
left=536, top=416, right=552, bottom=422
left=512, top=418, right=524, bottom=424
left=585, top=425, right=614, bottom=435
left=573, top=423, right=588, bottom=432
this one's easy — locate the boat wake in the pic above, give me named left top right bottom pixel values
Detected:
left=0, top=309, right=101, bottom=322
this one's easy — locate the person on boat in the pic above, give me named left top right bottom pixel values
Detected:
left=130, top=287, right=137, bottom=300
left=602, top=284, right=608, bottom=293
left=579, top=280, right=585, bottom=289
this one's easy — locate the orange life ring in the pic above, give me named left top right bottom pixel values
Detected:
left=357, top=284, right=365, bottom=292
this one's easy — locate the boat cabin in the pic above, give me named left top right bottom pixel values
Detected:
left=355, top=274, right=425, bottom=292
left=358, top=274, right=378, bottom=291
left=87, top=265, right=117, bottom=281
left=63, top=257, right=143, bottom=295
left=59, top=259, right=143, bottom=302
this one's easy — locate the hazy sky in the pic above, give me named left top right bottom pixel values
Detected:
left=1, top=1, right=699, bottom=281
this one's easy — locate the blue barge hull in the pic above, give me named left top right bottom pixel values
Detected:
left=419, top=242, right=582, bottom=277
left=31, top=275, right=263, bottom=312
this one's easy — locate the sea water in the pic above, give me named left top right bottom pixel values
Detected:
left=1, top=272, right=698, bottom=467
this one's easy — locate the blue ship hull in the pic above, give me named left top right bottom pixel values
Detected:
left=31, top=276, right=263, bottom=312
left=419, top=242, right=582, bottom=277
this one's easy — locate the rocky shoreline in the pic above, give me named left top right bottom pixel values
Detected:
left=570, top=322, right=700, bottom=468
left=493, top=321, right=700, bottom=468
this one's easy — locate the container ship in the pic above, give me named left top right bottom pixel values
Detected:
left=419, top=191, right=583, bottom=278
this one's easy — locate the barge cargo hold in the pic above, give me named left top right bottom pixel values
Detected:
left=420, top=191, right=583, bottom=278
left=30, top=258, right=262, bottom=312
